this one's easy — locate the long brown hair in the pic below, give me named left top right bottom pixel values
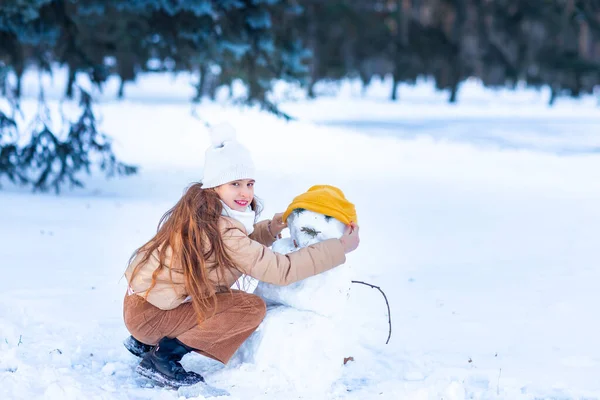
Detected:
left=127, top=182, right=262, bottom=322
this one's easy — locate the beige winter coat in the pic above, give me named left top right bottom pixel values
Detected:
left=124, top=217, right=346, bottom=310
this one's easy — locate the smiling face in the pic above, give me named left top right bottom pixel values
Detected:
left=214, top=179, right=255, bottom=211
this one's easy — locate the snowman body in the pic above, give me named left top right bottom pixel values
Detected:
left=237, top=209, right=352, bottom=392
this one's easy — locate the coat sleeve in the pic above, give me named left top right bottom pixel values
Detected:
left=248, top=219, right=277, bottom=247
left=223, top=226, right=346, bottom=286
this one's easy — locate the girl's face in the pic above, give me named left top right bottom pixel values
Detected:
left=214, top=179, right=255, bottom=211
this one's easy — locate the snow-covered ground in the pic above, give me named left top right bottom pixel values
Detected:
left=1, top=70, right=600, bottom=399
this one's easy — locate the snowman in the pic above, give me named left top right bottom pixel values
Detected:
left=237, top=185, right=357, bottom=393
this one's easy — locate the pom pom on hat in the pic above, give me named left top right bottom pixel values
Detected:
left=282, top=185, right=357, bottom=225
left=209, top=122, right=237, bottom=148
left=201, top=123, right=256, bottom=189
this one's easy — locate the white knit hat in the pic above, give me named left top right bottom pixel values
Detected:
left=201, top=123, right=256, bottom=189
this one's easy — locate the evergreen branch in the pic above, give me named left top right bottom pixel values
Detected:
left=2, top=85, right=137, bottom=193
left=259, top=99, right=295, bottom=121
left=0, top=109, right=27, bottom=186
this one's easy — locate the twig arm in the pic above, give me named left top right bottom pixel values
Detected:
left=351, top=280, right=392, bottom=344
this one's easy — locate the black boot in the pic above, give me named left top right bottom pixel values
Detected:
left=124, top=335, right=154, bottom=358
left=135, top=337, right=204, bottom=388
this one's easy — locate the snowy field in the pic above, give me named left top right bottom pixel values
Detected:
left=1, top=70, right=600, bottom=400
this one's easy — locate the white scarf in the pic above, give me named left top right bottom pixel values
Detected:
left=220, top=200, right=256, bottom=235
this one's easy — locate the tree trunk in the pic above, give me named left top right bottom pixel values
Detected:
left=360, top=72, right=370, bottom=96
left=449, top=82, right=459, bottom=103
left=118, top=78, right=126, bottom=99
left=66, top=66, right=76, bottom=99
left=11, top=40, right=25, bottom=99
left=0, top=76, right=6, bottom=97
left=248, top=57, right=262, bottom=102
left=193, top=64, right=209, bottom=103
left=15, top=70, right=23, bottom=99
left=391, top=74, right=399, bottom=101
left=306, top=3, right=319, bottom=99
left=447, top=0, right=467, bottom=104
left=208, top=73, right=219, bottom=101
left=391, top=0, right=408, bottom=102
left=572, top=73, right=581, bottom=98
left=307, top=81, right=316, bottom=99
left=13, top=46, right=25, bottom=99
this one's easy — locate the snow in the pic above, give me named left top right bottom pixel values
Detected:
left=1, top=68, right=600, bottom=399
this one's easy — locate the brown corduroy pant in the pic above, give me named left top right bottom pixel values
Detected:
left=123, top=290, right=266, bottom=364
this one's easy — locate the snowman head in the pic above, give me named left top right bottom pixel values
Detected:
left=287, top=208, right=346, bottom=248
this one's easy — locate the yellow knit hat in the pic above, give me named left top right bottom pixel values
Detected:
left=282, top=185, right=357, bottom=225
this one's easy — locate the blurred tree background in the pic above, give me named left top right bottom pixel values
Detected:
left=2, top=0, right=600, bottom=191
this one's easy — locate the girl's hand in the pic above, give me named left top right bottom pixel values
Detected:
left=269, top=212, right=288, bottom=238
left=339, top=222, right=360, bottom=253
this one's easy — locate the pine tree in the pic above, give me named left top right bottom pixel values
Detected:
left=22, top=88, right=137, bottom=192
left=0, top=0, right=135, bottom=192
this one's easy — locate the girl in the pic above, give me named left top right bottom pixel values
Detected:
left=122, top=124, right=360, bottom=388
